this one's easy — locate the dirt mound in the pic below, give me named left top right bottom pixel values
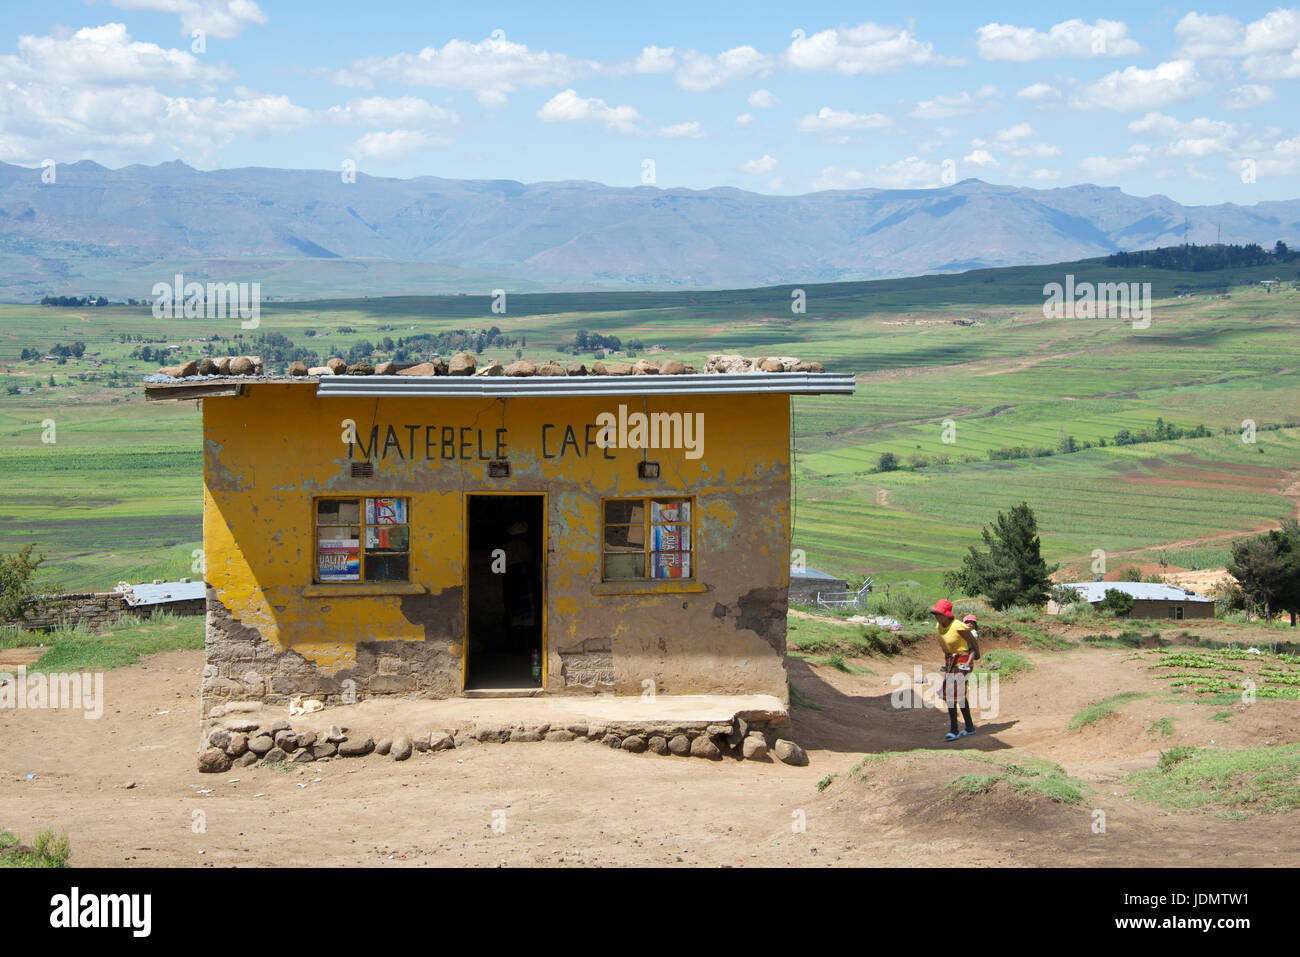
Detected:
left=816, top=752, right=1091, bottom=859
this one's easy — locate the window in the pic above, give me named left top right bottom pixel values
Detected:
left=602, top=497, right=693, bottom=581
left=1168, top=605, right=1184, bottom=620
left=315, top=497, right=410, bottom=583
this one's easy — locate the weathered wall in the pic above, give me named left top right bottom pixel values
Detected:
left=1125, top=599, right=1216, bottom=620
left=202, top=383, right=791, bottom=711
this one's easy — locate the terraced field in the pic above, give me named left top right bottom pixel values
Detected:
left=0, top=256, right=1297, bottom=591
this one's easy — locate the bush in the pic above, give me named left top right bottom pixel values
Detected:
left=0, top=544, right=55, bottom=622
left=1118, top=566, right=1144, bottom=582
left=1000, top=604, right=1039, bottom=622
left=1057, top=601, right=1097, bottom=623
left=1098, top=589, right=1135, bottom=617
left=877, top=452, right=899, bottom=472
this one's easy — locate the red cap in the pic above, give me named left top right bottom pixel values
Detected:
left=963, top=614, right=977, bottom=624
left=930, top=599, right=954, bottom=617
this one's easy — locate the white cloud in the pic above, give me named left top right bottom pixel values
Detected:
left=734, top=112, right=754, bottom=127
left=1246, top=47, right=1300, bottom=80
left=111, top=0, right=267, bottom=39
left=1223, top=84, right=1277, bottom=108
left=1174, top=9, right=1300, bottom=58
left=1128, top=112, right=1235, bottom=139
left=674, top=46, right=772, bottom=92
left=741, top=154, right=778, bottom=175
left=1236, top=133, right=1300, bottom=176
left=658, top=121, right=704, bottom=138
left=976, top=18, right=1141, bottom=61
left=1070, top=60, right=1208, bottom=111
left=0, top=22, right=231, bottom=87
left=971, top=123, right=1060, bottom=159
left=747, top=88, right=777, bottom=108
left=537, top=89, right=640, bottom=134
left=1017, top=82, right=1061, bottom=101
left=350, top=128, right=448, bottom=162
left=963, top=149, right=999, bottom=167
left=1029, top=168, right=1062, bottom=180
left=1078, top=146, right=1150, bottom=177
left=339, top=35, right=591, bottom=97
left=1185, top=164, right=1216, bottom=183
left=910, top=88, right=999, bottom=119
left=794, top=106, right=892, bottom=133
left=786, top=21, right=958, bottom=75
left=812, top=156, right=946, bottom=191
left=327, top=96, right=459, bottom=127
left=630, top=45, right=676, bottom=74
left=1174, top=10, right=1300, bottom=78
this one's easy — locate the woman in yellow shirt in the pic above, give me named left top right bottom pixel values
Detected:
left=930, top=599, right=979, bottom=741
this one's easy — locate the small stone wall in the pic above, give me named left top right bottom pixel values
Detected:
left=198, top=704, right=805, bottom=772
left=6, top=593, right=205, bottom=632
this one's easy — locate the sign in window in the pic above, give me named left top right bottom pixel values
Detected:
left=602, top=497, right=693, bottom=581
left=315, top=497, right=410, bottom=583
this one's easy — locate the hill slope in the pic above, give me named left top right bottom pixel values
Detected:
left=2, top=161, right=1298, bottom=300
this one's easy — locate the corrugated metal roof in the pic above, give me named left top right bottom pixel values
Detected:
left=316, top=371, right=856, bottom=398
left=116, top=580, right=206, bottom=606
left=1061, top=581, right=1215, bottom=603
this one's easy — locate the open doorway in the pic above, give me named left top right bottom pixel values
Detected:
left=465, top=494, right=545, bottom=691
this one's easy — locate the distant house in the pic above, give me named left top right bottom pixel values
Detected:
left=788, top=566, right=849, bottom=606
left=1049, top=581, right=1215, bottom=620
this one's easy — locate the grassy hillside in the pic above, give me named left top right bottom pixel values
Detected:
left=0, top=256, right=1296, bottom=592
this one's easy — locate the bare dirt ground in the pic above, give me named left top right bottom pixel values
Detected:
left=1, top=640, right=1297, bottom=868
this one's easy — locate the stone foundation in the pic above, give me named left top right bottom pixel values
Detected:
left=198, top=703, right=804, bottom=772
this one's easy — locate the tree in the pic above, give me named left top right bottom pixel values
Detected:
left=943, top=502, right=1059, bottom=610
left=0, top=544, right=53, bottom=622
left=877, top=452, right=898, bottom=472
left=1227, top=519, right=1300, bottom=624
left=1098, top=588, right=1135, bottom=617
left=1118, top=565, right=1144, bottom=581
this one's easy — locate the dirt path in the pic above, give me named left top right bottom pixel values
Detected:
left=0, top=644, right=1295, bottom=867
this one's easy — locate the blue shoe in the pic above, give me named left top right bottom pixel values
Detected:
left=960, top=727, right=976, bottom=737
left=944, top=731, right=960, bottom=741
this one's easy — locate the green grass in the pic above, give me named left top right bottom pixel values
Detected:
left=3, top=268, right=1300, bottom=600
left=1067, top=692, right=1152, bottom=732
left=1209, top=710, right=1234, bottom=722
left=982, top=649, right=1033, bottom=680
left=951, top=755, right=1088, bottom=805
left=6, top=613, right=205, bottom=672
left=1147, top=717, right=1176, bottom=737
left=1127, top=744, right=1300, bottom=814
left=0, top=829, right=71, bottom=868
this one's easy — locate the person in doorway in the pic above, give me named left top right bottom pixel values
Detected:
left=931, top=599, right=976, bottom=741
left=502, top=521, right=537, bottom=630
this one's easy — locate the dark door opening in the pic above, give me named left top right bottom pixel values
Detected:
left=466, top=495, right=544, bottom=691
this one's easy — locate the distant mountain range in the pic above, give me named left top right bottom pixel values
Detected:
left=1, top=160, right=1298, bottom=301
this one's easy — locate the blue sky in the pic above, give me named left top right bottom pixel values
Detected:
left=3, top=1, right=1299, bottom=204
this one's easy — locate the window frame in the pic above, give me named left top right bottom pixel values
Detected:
left=600, top=495, right=696, bottom=583
left=313, top=495, right=412, bottom=584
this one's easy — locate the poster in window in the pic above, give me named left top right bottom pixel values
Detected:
left=318, top=539, right=360, bottom=581
left=366, top=497, right=407, bottom=525
left=650, top=523, right=691, bottom=578
left=651, top=499, right=688, bottom=523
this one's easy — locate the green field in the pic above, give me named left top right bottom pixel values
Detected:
left=1, top=255, right=1297, bottom=592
